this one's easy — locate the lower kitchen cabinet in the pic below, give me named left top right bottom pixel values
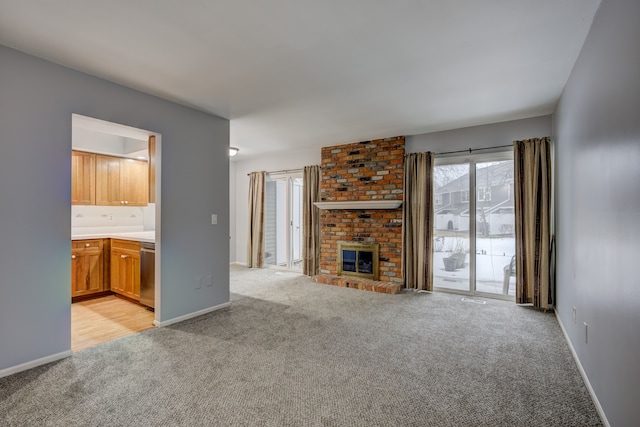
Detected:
left=71, top=239, right=105, bottom=297
left=110, top=239, right=141, bottom=301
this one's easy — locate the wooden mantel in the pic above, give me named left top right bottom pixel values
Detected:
left=314, top=200, right=402, bottom=210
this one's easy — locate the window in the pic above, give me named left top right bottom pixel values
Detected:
left=477, top=186, right=491, bottom=202
left=461, top=190, right=469, bottom=203
left=435, top=193, right=443, bottom=205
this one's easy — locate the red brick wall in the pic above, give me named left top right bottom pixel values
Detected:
left=319, top=136, right=404, bottom=282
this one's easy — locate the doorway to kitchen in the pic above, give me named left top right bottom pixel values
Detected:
left=264, top=171, right=303, bottom=271
left=70, top=114, right=161, bottom=351
left=432, top=151, right=515, bottom=300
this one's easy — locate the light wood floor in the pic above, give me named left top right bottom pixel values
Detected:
left=71, top=295, right=155, bottom=352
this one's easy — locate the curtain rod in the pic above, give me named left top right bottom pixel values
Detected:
left=247, top=168, right=303, bottom=176
left=435, top=144, right=513, bottom=156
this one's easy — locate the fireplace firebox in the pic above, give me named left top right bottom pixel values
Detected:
left=337, top=241, right=379, bottom=280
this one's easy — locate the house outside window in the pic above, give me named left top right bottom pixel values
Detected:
left=477, top=186, right=491, bottom=202
left=435, top=193, right=443, bottom=205
left=461, top=190, right=469, bottom=203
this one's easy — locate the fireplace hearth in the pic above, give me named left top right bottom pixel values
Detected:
left=338, top=242, right=379, bottom=280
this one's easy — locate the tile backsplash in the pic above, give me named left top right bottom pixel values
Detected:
left=72, top=204, right=155, bottom=234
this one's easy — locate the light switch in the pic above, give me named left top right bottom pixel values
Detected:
left=211, top=214, right=217, bottom=225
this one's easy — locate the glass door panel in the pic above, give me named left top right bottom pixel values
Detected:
left=265, top=177, right=287, bottom=267
left=474, top=160, right=515, bottom=296
left=265, top=173, right=303, bottom=271
left=433, top=162, right=471, bottom=292
left=290, top=177, right=303, bottom=271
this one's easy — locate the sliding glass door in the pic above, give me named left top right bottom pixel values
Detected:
left=432, top=152, right=515, bottom=298
left=265, top=173, right=303, bottom=271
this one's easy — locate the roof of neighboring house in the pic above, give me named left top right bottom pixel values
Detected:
left=435, top=161, right=514, bottom=215
left=435, top=161, right=513, bottom=193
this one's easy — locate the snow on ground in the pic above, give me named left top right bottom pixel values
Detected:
left=433, top=237, right=516, bottom=295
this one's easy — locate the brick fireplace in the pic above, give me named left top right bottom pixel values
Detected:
left=316, top=136, right=405, bottom=291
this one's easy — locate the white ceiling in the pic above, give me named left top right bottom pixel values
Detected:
left=0, top=0, right=600, bottom=158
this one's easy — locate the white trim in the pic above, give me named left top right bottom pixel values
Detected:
left=231, top=261, right=247, bottom=266
left=314, top=200, right=402, bottom=210
left=153, top=301, right=231, bottom=327
left=0, top=350, right=73, bottom=378
left=555, top=311, right=610, bottom=427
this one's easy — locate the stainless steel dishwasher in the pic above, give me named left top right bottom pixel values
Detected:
left=140, top=242, right=155, bottom=309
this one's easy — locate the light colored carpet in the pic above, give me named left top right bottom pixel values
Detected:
left=0, top=265, right=602, bottom=426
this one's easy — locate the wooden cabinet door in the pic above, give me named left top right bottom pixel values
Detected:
left=71, top=250, right=79, bottom=295
left=121, top=158, right=148, bottom=206
left=110, top=249, right=124, bottom=294
left=71, top=151, right=96, bottom=205
left=95, top=155, right=147, bottom=206
left=148, top=135, right=156, bottom=203
left=130, top=253, right=141, bottom=300
left=95, top=155, right=122, bottom=205
left=110, top=240, right=141, bottom=301
left=71, top=240, right=104, bottom=297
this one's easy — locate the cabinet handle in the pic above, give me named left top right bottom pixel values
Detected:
left=121, top=254, right=128, bottom=259
left=71, top=255, right=76, bottom=259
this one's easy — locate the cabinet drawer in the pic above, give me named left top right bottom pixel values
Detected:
left=72, top=239, right=104, bottom=251
left=111, top=239, right=141, bottom=252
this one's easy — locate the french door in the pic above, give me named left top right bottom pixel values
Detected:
left=265, top=173, right=303, bottom=271
left=432, top=152, right=515, bottom=298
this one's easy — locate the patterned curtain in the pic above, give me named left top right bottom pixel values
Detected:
left=247, top=171, right=266, bottom=268
left=402, top=152, right=434, bottom=291
left=514, top=138, right=552, bottom=309
left=302, top=165, right=321, bottom=276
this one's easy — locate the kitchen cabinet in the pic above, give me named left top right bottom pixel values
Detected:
left=71, top=151, right=96, bottom=205
left=71, top=239, right=105, bottom=297
left=111, top=239, right=141, bottom=301
left=95, top=154, right=148, bottom=206
left=148, top=135, right=156, bottom=203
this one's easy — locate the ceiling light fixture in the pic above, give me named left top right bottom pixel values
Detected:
left=229, top=147, right=239, bottom=157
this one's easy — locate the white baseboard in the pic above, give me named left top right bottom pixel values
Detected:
left=0, top=350, right=73, bottom=379
left=231, top=261, right=246, bottom=266
left=153, top=301, right=231, bottom=327
left=555, top=311, right=610, bottom=427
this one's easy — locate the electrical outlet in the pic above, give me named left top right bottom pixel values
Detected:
left=195, top=277, right=202, bottom=289
left=206, top=275, right=213, bottom=287
left=584, top=322, right=588, bottom=343
left=572, top=306, right=576, bottom=323
left=109, top=214, right=114, bottom=222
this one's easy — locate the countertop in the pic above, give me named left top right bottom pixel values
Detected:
left=72, top=231, right=155, bottom=243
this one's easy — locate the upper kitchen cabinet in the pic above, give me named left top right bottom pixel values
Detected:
left=148, top=135, right=156, bottom=203
left=95, top=154, right=148, bottom=206
left=122, top=157, right=149, bottom=206
left=71, top=150, right=96, bottom=205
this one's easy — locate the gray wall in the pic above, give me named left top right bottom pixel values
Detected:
left=0, top=45, right=230, bottom=371
left=553, top=0, right=640, bottom=425
left=406, top=115, right=551, bottom=154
